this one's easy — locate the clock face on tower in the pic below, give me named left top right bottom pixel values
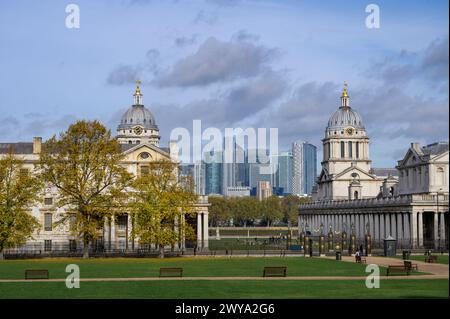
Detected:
left=134, top=126, right=143, bottom=135
left=345, top=127, right=354, bottom=135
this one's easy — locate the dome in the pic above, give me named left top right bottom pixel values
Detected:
left=118, top=105, right=158, bottom=130
left=327, top=107, right=364, bottom=130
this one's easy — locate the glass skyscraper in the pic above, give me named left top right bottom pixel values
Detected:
left=292, top=141, right=317, bottom=195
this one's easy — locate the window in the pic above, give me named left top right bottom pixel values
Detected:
left=140, top=165, right=150, bottom=176
left=354, top=191, right=359, bottom=199
left=139, top=152, right=150, bottom=160
left=389, top=187, right=394, bottom=197
left=44, top=240, right=52, bottom=252
left=117, top=215, right=128, bottom=231
left=327, top=143, right=331, bottom=159
left=355, top=142, right=359, bottom=158
left=348, top=142, right=353, bottom=158
left=340, top=142, right=345, bottom=158
left=44, top=213, right=52, bottom=231
left=44, top=197, right=53, bottom=205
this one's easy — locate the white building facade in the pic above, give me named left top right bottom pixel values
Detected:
left=300, top=84, right=448, bottom=250
left=0, top=82, right=210, bottom=254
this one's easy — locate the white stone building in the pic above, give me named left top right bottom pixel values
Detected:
left=300, top=84, right=448, bottom=250
left=0, top=82, right=210, bottom=253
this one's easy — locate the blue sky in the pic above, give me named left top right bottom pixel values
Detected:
left=0, top=0, right=448, bottom=168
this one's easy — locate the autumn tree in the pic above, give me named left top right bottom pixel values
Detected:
left=260, top=196, right=282, bottom=227
left=131, top=160, right=198, bottom=258
left=281, top=195, right=303, bottom=226
left=0, top=151, right=42, bottom=259
left=39, top=120, right=132, bottom=258
left=208, top=196, right=232, bottom=227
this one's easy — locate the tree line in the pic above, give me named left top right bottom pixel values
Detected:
left=0, top=120, right=197, bottom=259
left=208, top=195, right=311, bottom=228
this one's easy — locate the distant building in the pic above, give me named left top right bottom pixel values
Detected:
left=257, top=181, right=273, bottom=200
left=292, top=141, right=317, bottom=196
left=273, top=151, right=293, bottom=195
left=193, top=161, right=205, bottom=195
left=225, top=186, right=251, bottom=197
left=204, top=151, right=222, bottom=195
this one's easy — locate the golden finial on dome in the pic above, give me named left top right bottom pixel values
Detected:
left=342, top=81, right=348, bottom=97
left=134, top=79, right=142, bottom=96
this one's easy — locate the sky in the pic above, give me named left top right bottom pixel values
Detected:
left=0, top=0, right=448, bottom=169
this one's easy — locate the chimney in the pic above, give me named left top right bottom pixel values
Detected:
left=169, top=140, right=179, bottom=162
left=33, top=137, right=42, bottom=154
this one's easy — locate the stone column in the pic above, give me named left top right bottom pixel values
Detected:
left=203, top=212, right=209, bottom=249
left=440, top=212, right=446, bottom=249
left=384, top=213, right=390, bottom=237
left=374, top=213, right=380, bottom=241
left=411, top=211, right=418, bottom=248
left=103, top=218, right=109, bottom=248
left=391, top=213, right=397, bottom=239
left=397, top=213, right=403, bottom=245
left=418, top=212, right=424, bottom=248
left=110, top=215, right=116, bottom=250
left=380, top=213, right=385, bottom=239
left=434, top=211, right=439, bottom=249
left=403, top=213, right=410, bottom=244
left=197, top=213, right=202, bottom=248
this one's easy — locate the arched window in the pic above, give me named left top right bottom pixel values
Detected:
left=348, top=142, right=353, bottom=158
left=354, top=191, right=359, bottom=199
left=389, top=187, right=394, bottom=197
left=340, top=141, right=345, bottom=158
left=355, top=142, right=359, bottom=159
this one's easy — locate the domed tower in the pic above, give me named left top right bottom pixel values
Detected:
left=117, top=80, right=160, bottom=146
left=313, top=83, right=380, bottom=201
left=322, top=82, right=371, bottom=175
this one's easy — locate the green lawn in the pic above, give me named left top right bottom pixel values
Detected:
left=0, top=257, right=390, bottom=279
left=393, top=254, right=449, bottom=265
left=0, top=279, right=447, bottom=299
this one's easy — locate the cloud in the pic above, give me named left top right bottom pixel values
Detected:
left=156, top=35, right=278, bottom=87
left=174, top=34, right=198, bottom=48
left=192, top=10, right=218, bottom=25
left=366, top=36, right=449, bottom=91
left=107, top=49, right=161, bottom=85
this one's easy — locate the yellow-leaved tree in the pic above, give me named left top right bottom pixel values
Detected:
left=0, top=151, right=42, bottom=259
left=131, top=160, right=198, bottom=258
left=39, top=120, right=133, bottom=258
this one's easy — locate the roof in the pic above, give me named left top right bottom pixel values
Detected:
left=421, top=142, right=449, bottom=156
left=370, top=167, right=399, bottom=177
left=0, top=143, right=33, bottom=154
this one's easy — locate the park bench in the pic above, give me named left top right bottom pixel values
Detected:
left=425, top=255, right=438, bottom=263
left=355, top=255, right=366, bottom=264
left=404, top=260, right=418, bottom=271
left=263, top=266, right=287, bottom=277
left=387, top=265, right=410, bottom=276
left=159, top=267, right=183, bottom=277
left=25, top=269, right=49, bottom=280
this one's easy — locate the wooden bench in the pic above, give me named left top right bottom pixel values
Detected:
left=159, top=267, right=183, bottom=277
left=263, top=266, right=287, bottom=277
left=404, top=260, right=418, bottom=271
left=387, top=265, right=410, bottom=276
left=25, top=269, right=49, bottom=280
left=355, top=256, right=366, bottom=264
left=425, top=255, right=438, bottom=263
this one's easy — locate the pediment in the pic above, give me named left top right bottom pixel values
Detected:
left=334, top=166, right=377, bottom=180
left=400, top=148, right=424, bottom=167
left=121, top=143, right=171, bottom=162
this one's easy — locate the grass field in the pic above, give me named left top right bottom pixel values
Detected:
left=0, top=279, right=447, bottom=299
left=393, top=255, right=449, bottom=265
left=0, top=257, right=391, bottom=279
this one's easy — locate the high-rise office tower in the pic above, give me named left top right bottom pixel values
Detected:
left=204, top=151, right=222, bottom=195
left=292, top=141, right=317, bottom=195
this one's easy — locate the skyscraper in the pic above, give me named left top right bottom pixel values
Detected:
left=193, top=161, right=205, bottom=195
left=204, top=151, right=222, bottom=195
left=274, top=151, right=293, bottom=194
left=292, top=141, right=317, bottom=195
